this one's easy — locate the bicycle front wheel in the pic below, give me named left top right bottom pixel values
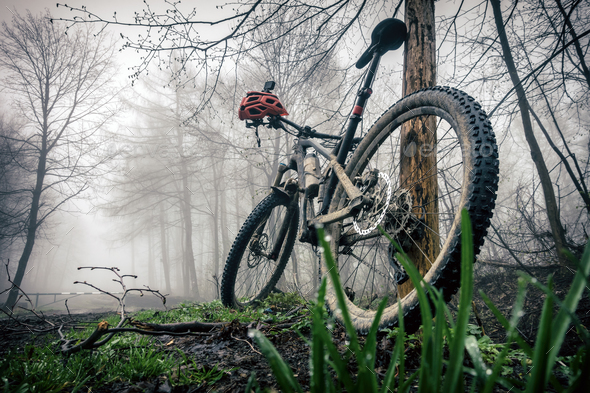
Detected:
left=221, top=192, right=299, bottom=309
left=325, top=86, right=499, bottom=333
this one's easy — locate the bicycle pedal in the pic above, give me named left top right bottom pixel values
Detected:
left=395, top=269, right=409, bottom=285
left=299, top=227, right=318, bottom=245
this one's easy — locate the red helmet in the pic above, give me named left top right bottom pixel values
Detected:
left=238, top=91, right=289, bottom=120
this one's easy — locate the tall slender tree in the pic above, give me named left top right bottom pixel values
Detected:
left=490, top=0, right=570, bottom=267
left=0, top=11, right=115, bottom=309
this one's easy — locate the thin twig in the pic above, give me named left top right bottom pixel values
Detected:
left=231, top=333, right=262, bottom=355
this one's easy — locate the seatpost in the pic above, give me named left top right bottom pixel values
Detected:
left=321, top=51, right=382, bottom=213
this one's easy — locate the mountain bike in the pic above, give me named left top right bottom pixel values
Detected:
left=220, top=18, right=499, bottom=332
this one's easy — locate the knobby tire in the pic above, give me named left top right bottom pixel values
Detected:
left=221, top=192, right=299, bottom=308
left=324, top=86, right=499, bottom=333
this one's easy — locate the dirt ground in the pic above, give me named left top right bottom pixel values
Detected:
left=1, top=265, right=588, bottom=393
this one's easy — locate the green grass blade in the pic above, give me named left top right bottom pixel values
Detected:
left=245, top=372, right=259, bottom=393
left=400, top=370, right=420, bottom=393
left=398, top=300, right=407, bottom=386
left=545, top=241, right=590, bottom=386
left=318, top=224, right=382, bottom=391
left=465, top=335, right=489, bottom=388
left=431, top=288, right=447, bottom=391
left=379, top=226, right=434, bottom=392
left=381, top=301, right=405, bottom=393
left=517, top=273, right=590, bottom=345
left=317, top=226, right=361, bottom=356
left=308, top=278, right=354, bottom=391
left=378, top=227, right=433, bottom=330
left=311, top=279, right=327, bottom=392
left=363, top=296, right=389, bottom=365
left=480, top=275, right=529, bottom=393
left=249, top=329, right=303, bottom=393
left=480, top=289, right=532, bottom=357
left=357, top=296, right=388, bottom=389
left=526, top=275, right=555, bottom=393
left=442, top=209, right=474, bottom=393
left=320, top=328, right=355, bottom=391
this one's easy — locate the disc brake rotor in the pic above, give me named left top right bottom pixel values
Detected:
left=247, top=233, right=269, bottom=268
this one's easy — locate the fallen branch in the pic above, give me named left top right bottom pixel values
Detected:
left=59, top=319, right=221, bottom=355
left=130, top=319, right=227, bottom=333
left=58, top=266, right=228, bottom=354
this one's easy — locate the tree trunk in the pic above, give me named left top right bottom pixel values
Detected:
left=212, top=162, right=221, bottom=281
left=291, top=250, right=300, bottom=289
left=147, top=223, right=155, bottom=287
left=3, top=141, right=47, bottom=310
left=159, top=202, right=171, bottom=293
left=398, top=0, right=438, bottom=298
left=554, top=0, right=590, bottom=90
left=179, top=210, right=189, bottom=297
left=247, top=165, right=257, bottom=210
left=219, top=176, right=230, bottom=265
left=181, top=171, right=199, bottom=299
left=490, top=0, right=570, bottom=267
left=0, top=11, right=115, bottom=310
left=131, top=231, right=136, bottom=276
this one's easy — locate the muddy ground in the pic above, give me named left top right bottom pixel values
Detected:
left=1, top=265, right=588, bottom=392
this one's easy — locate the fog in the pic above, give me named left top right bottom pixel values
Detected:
left=1, top=0, right=588, bottom=313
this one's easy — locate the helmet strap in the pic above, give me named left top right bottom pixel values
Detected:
left=255, top=127, right=261, bottom=148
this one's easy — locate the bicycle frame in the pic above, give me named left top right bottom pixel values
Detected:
left=263, top=50, right=384, bottom=244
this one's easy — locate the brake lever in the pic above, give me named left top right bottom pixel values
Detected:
left=267, top=116, right=287, bottom=131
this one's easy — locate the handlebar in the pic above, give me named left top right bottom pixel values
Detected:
left=246, top=116, right=346, bottom=141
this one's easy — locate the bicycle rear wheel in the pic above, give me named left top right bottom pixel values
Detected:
left=325, top=86, right=499, bottom=333
left=221, top=192, right=299, bottom=308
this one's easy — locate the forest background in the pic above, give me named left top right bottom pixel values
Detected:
left=0, top=0, right=588, bottom=309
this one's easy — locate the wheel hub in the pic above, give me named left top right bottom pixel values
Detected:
left=247, top=233, right=269, bottom=268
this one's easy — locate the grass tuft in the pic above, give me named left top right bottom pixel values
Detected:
left=249, top=209, right=590, bottom=392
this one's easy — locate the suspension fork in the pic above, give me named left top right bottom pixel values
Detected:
left=249, top=187, right=298, bottom=261
left=266, top=193, right=298, bottom=260
left=248, top=161, right=297, bottom=258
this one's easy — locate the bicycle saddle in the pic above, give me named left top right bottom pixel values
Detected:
left=356, top=18, right=407, bottom=69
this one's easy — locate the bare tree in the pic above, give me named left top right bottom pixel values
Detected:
left=0, top=10, right=116, bottom=309
left=491, top=0, right=572, bottom=267
left=433, top=0, right=589, bottom=269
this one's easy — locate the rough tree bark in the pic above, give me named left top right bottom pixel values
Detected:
left=398, top=0, right=438, bottom=298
